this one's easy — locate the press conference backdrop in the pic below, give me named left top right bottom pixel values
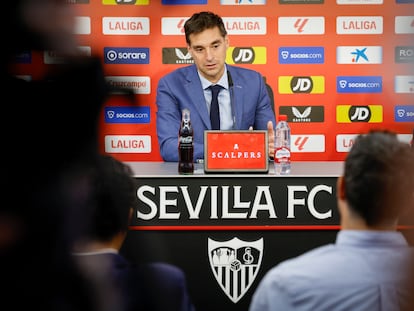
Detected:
left=13, top=0, right=414, bottom=161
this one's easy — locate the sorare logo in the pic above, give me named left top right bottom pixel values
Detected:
left=104, top=47, right=149, bottom=64
left=279, top=47, right=324, bottom=64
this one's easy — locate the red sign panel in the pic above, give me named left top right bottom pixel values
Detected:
left=204, top=130, right=268, bottom=173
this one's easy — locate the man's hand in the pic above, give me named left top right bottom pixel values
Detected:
left=267, top=120, right=275, bottom=159
left=249, top=121, right=275, bottom=159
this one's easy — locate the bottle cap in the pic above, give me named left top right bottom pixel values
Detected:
left=278, top=114, right=287, bottom=121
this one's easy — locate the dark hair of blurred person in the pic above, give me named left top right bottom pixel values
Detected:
left=0, top=0, right=110, bottom=310
left=73, top=154, right=196, bottom=311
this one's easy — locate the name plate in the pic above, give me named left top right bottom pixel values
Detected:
left=204, top=130, right=269, bottom=173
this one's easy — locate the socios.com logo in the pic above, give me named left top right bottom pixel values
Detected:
left=395, top=105, right=414, bottom=122
left=336, top=105, right=383, bottom=123
left=279, top=47, right=324, bottom=64
left=104, top=47, right=149, bottom=64
left=105, top=107, right=150, bottom=124
left=337, top=76, right=382, bottom=93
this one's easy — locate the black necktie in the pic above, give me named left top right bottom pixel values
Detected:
left=209, top=84, right=223, bottom=130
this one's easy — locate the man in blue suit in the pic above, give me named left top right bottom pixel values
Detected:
left=156, top=11, right=276, bottom=162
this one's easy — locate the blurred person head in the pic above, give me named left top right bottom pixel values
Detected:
left=0, top=1, right=110, bottom=310
left=78, top=154, right=136, bottom=250
left=2, top=0, right=79, bottom=66
left=184, top=11, right=229, bottom=84
left=337, top=129, right=414, bottom=230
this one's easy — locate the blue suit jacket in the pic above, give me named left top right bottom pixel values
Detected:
left=156, top=64, right=276, bottom=162
left=76, top=252, right=196, bottom=311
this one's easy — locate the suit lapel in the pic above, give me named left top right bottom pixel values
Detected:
left=228, top=68, right=244, bottom=130
left=184, top=65, right=211, bottom=129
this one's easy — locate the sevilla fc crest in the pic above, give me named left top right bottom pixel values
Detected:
left=208, top=237, right=263, bottom=303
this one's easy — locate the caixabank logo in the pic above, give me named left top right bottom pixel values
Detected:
left=162, top=48, right=194, bottom=64
left=279, top=106, right=324, bottom=122
left=226, top=47, right=266, bottom=64
left=104, top=47, right=149, bottom=64
left=278, top=76, right=325, bottom=94
left=336, top=46, right=382, bottom=64
left=336, top=105, right=383, bottom=123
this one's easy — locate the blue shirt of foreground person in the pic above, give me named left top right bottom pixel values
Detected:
left=249, top=130, right=414, bottom=311
left=156, top=11, right=276, bottom=162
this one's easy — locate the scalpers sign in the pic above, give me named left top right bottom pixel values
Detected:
left=132, top=178, right=339, bottom=225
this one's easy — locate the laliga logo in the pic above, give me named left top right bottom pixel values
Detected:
left=208, top=237, right=263, bottom=303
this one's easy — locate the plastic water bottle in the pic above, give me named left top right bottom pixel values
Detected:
left=274, top=114, right=291, bottom=175
left=178, top=108, right=194, bottom=174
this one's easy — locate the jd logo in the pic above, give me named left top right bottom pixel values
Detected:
left=291, top=77, right=313, bottom=93
left=349, top=106, right=371, bottom=121
left=208, top=237, right=263, bottom=303
left=116, top=0, right=136, bottom=3
left=232, top=48, right=255, bottom=64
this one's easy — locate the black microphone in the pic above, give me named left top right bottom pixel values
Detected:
left=227, top=70, right=236, bottom=129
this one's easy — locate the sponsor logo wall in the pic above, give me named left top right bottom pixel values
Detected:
left=13, top=0, right=414, bottom=161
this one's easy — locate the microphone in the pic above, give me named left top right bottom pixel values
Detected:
left=227, top=70, right=236, bottom=129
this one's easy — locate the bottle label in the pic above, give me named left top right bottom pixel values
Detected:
left=179, top=136, right=193, bottom=144
left=275, top=147, right=290, bottom=163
